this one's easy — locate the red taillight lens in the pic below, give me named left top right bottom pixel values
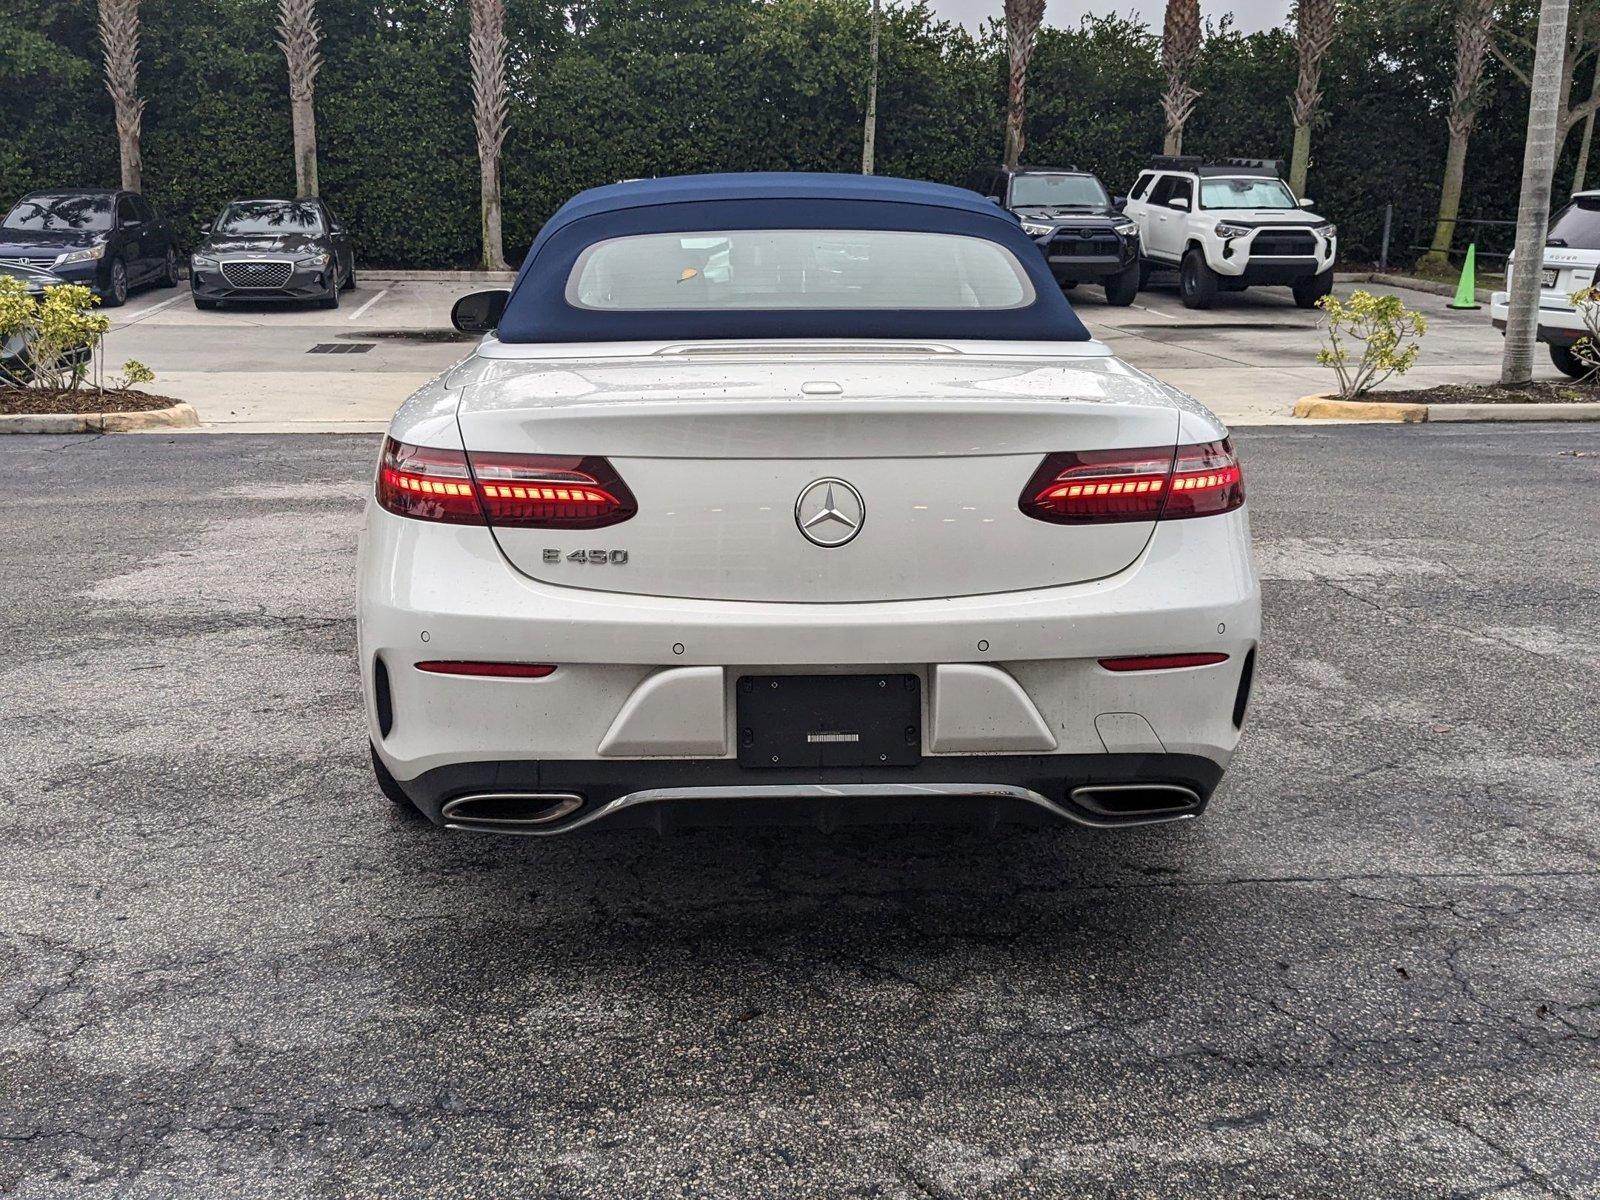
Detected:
left=415, top=661, right=557, bottom=678
left=466, top=450, right=636, bottom=529
left=375, top=438, right=636, bottom=529
left=1019, top=439, right=1243, bottom=524
left=1099, top=653, right=1230, bottom=672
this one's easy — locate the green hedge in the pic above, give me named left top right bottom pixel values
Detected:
left=0, top=0, right=1546, bottom=268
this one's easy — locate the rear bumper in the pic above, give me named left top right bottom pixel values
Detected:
left=1489, top=294, right=1585, bottom=345
left=400, top=752, right=1226, bottom=833
left=358, top=503, right=1262, bottom=813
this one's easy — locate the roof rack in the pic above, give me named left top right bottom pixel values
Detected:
left=1148, top=155, right=1286, bottom=178
left=1006, top=163, right=1083, bottom=174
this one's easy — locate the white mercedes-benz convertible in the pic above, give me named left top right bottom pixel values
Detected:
left=357, top=173, right=1260, bottom=835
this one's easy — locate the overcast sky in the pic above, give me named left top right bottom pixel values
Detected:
left=927, top=0, right=1293, bottom=34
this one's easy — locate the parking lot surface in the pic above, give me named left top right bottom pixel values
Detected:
left=101, top=276, right=1548, bottom=431
left=2, top=425, right=1597, bottom=1197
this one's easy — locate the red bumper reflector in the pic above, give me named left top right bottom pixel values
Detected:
left=1098, top=653, right=1230, bottom=672
left=414, top=661, right=557, bottom=678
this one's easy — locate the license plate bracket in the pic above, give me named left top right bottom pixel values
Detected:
left=1542, top=267, right=1559, bottom=289
left=737, top=674, right=921, bottom=769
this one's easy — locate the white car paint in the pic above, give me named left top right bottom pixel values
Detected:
left=358, top=333, right=1261, bottom=835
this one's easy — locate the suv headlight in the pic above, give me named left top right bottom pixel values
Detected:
left=296, top=252, right=331, bottom=268
left=1315, top=222, right=1337, bottom=239
left=52, top=244, right=106, bottom=268
left=1114, top=220, right=1139, bottom=237
left=1213, top=222, right=1251, bottom=239
left=1020, top=221, right=1053, bottom=238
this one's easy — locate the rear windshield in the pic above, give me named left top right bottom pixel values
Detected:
left=1200, top=177, right=1297, bottom=209
left=1547, top=197, right=1600, bottom=249
left=1009, top=174, right=1108, bottom=208
left=4, top=194, right=115, bottom=232
left=567, top=229, right=1035, bottom=311
left=216, top=200, right=324, bottom=235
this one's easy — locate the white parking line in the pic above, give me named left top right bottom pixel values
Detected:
left=1132, top=304, right=1178, bottom=320
left=347, top=287, right=390, bottom=322
left=116, top=291, right=191, bottom=325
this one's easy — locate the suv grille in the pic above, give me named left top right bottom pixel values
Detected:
left=1251, top=230, right=1317, bottom=257
left=1048, top=229, right=1122, bottom=258
left=221, top=260, right=294, bottom=289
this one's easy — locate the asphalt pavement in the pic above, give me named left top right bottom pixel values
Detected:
left=1, top=426, right=1597, bottom=1198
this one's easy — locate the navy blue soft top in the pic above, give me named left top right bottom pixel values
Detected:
left=496, top=173, right=1091, bottom=343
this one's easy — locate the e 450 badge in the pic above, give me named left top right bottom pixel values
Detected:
left=544, top=548, right=629, bottom=565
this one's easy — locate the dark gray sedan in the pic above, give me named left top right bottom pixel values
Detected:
left=190, top=198, right=355, bottom=310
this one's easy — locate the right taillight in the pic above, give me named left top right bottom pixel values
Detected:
left=375, top=437, right=636, bottom=529
left=1019, top=438, right=1243, bottom=524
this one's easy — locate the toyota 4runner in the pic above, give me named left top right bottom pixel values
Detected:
left=976, top=165, right=1143, bottom=306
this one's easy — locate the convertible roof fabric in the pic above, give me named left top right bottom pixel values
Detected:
left=496, top=172, right=1091, bottom=344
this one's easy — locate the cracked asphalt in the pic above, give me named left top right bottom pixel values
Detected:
left=1, top=425, right=1597, bottom=1199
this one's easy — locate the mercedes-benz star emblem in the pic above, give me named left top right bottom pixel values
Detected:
left=795, top=478, right=865, bottom=548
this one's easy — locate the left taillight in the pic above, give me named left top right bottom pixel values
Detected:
left=375, top=437, right=636, bottom=529
left=1019, top=438, right=1244, bottom=525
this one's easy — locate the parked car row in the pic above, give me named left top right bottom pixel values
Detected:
left=0, top=190, right=354, bottom=310
left=979, top=155, right=1338, bottom=310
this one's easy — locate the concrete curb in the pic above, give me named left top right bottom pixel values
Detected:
left=357, top=269, right=516, bottom=284
left=1333, top=271, right=1494, bottom=305
left=1293, top=393, right=1600, bottom=423
left=0, top=402, right=200, bottom=434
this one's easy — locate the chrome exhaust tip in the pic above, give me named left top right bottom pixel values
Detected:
left=1068, top=783, right=1203, bottom=822
left=440, top=792, right=585, bottom=832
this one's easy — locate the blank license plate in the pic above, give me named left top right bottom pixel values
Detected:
left=736, top=674, right=921, bottom=769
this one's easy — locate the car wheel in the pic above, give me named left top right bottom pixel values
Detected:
left=193, top=293, right=219, bottom=311
left=319, top=279, right=341, bottom=310
left=344, top=264, right=357, bottom=290
left=1293, top=269, right=1334, bottom=309
left=1059, top=280, right=1078, bottom=291
left=1103, top=261, right=1140, bottom=307
left=370, top=743, right=424, bottom=816
left=1179, top=250, right=1217, bottom=310
left=159, top=248, right=180, bottom=288
left=1138, top=262, right=1155, bottom=288
left=102, top=261, right=128, bottom=308
left=1550, top=343, right=1591, bottom=379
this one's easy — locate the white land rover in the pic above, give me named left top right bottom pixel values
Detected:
left=1490, top=190, right=1600, bottom=378
left=1124, top=156, right=1337, bottom=310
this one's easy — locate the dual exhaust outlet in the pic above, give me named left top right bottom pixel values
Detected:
left=437, top=780, right=1203, bottom=834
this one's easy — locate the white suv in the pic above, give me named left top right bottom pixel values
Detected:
left=1123, top=157, right=1337, bottom=309
left=1490, top=190, right=1600, bottom=377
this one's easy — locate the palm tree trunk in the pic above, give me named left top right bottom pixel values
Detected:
left=277, top=0, right=323, bottom=199
left=1572, top=66, right=1600, bottom=191
left=1502, top=0, right=1572, bottom=384
left=97, top=0, right=145, bottom=192
left=1003, top=0, right=1046, bottom=170
left=470, top=0, right=510, bottom=269
left=1424, top=133, right=1469, bottom=265
left=1425, top=0, right=1495, bottom=269
left=1288, top=0, right=1336, bottom=197
left=861, top=0, right=880, bottom=175
left=1160, top=0, right=1201, bottom=156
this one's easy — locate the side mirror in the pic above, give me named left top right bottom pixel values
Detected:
left=1167, top=196, right=1190, bottom=211
left=1299, top=197, right=1314, bottom=208
left=452, top=289, right=509, bottom=334
left=1112, top=195, right=1127, bottom=211
left=330, top=222, right=345, bottom=235
left=200, top=224, right=212, bottom=235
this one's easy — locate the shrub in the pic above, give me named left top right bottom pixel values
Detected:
left=1567, top=286, right=1600, bottom=379
left=0, top=277, right=145, bottom=391
left=1314, top=289, right=1427, bottom=399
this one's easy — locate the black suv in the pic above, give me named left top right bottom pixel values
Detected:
left=975, top=166, right=1142, bottom=306
left=0, top=189, right=179, bottom=307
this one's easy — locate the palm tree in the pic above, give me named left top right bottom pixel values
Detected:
left=469, top=0, right=510, bottom=269
left=276, top=0, right=322, bottom=198
left=1504, top=0, right=1574, bottom=382
left=1423, top=0, right=1497, bottom=269
left=1003, top=0, right=1047, bottom=169
left=1288, top=0, right=1336, bottom=197
left=1491, top=2, right=1600, bottom=180
left=97, top=0, right=145, bottom=192
left=1160, top=0, right=1202, bottom=155
left=861, top=0, right=881, bottom=175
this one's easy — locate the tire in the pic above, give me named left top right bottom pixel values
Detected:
left=101, top=261, right=128, bottom=308
left=1293, top=269, right=1334, bottom=309
left=193, top=293, right=218, bottom=311
left=1103, top=261, right=1140, bottom=307
left=371, top=743, right=423, bottom=815
left=1179, top=249, right=1217, bottom=310
left=319, top=279, right=341, bottom=310
left=1059, top=280, right=1078, bottom=291
left=344, top=264, right=357, bottom=290
left=159, top=248, right=180, bottom=288
left=1138, top=262, right=1155, bottom=288
left=1550, top=342, right=1590, bottom=379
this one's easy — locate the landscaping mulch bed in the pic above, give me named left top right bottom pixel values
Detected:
left=0, top=387, right=182, bottom=416
left=1377, top=380, right=1600, bottom=405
